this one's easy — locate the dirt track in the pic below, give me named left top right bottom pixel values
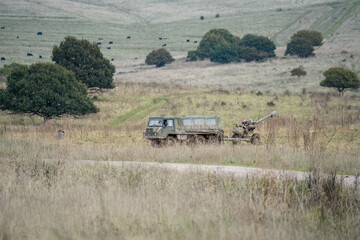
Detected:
left=76, top=160, right=359, bottom=187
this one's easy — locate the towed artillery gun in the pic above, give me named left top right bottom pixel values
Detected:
left=224, top=111, right=277, bottom=145
left=143, top=111, right=277, bottom=147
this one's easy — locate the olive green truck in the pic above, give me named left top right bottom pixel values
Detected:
left=143, top=111, right=277, bottom=146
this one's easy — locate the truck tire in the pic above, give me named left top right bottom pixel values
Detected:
left=250, top=133, right=261, bottom=145
left=151, top=139, right=161, bottom=147
left=196, top=135, right=206, bottom=145
left=207, top=135, right=219, bottom=145
left=165, top=136, right=177, bottom=147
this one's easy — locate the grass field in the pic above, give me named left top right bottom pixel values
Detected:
left=1, top=0, right=360, bottom=239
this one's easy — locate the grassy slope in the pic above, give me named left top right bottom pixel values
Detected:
left=0, top=0, right=359, bottom=62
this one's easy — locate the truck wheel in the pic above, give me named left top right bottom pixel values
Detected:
left=196, top=135, right=206, bottom=145
left=151, top=140, right=161, bottom=147
left=250, top=133, right=261, bottom=145
left=165, top=136, right=177, bottom=147
left=207, top=135, right=218, bottom=145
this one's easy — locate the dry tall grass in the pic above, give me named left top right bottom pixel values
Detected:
left=1, top=158, right=359, bottom=240
left=1, top=83, right=360, bottom=239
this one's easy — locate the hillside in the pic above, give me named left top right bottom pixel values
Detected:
left=1, top=0, right=359, bottom=92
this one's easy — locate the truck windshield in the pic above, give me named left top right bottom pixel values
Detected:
left=148, top=118, right=163, bottom=127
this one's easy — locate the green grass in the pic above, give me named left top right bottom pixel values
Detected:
left=1, top=0, right=359, bottom=65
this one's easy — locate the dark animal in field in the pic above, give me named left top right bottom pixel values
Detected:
left=97, top=42, right=101, bottom=45
left=1, top=27, right=5, bottom=29
left=162, top=44, right=167, bottom=47
left=111, top=58, right=114, bottom=61
left=17, top=36, right=19, bottom=38
left=27, top=53, right=33, bottom=57
left=107, top=47, right=111, bottom=49
left=37, top=32, right=42, bottom=35
left=109, top=41, right=113, bottom=44
left=159, top=37, right=163, bottom=40
left=194, top=41, right=198, bottom=43
left=186, top=39, right=190, bottom=42
left=127, top=36, right=131, bottom=39
left=1, top=57, right=5, bottom=61
left=39, top=55, right=42, bottom=59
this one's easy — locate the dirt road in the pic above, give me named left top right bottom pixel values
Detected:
left=76, top=160, right=359, bottom=187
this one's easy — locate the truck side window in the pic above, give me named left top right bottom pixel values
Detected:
left=167, top=120, right=174, bottom=127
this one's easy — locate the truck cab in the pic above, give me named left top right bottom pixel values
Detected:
left=144, top=117, right=176, bottom=139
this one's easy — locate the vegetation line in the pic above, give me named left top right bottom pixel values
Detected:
left=111, top=96, right=167, bottom=126
left=323, top=0, right=360, bottom=38
left=111, top=91, right=196, bottom=126
left=272, top=10, right=311, bottom=44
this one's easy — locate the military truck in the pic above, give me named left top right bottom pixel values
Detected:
left=143, top=116, right=224, bottom=147
left=143, top=111, right=277, bottom=147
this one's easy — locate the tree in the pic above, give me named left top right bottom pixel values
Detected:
left=285, top=38, right=314, bottom=58
left=291, top=30, right=323, bottom=46
left=186, top=50, right=199, bottom=61
left=52, top=36, right=115, bottom=89
left=145, top=48, right=174, bottom=67
left=238, top=46, right=262, bottom=62
left=0, top=63, right=98, bottom=122
left=209, top=42, right=238, bottom=63
left=241, top=34, right=276, bottom=58
left=196, top=28, right=238, bottom=59
left=320, top=67, right=360, bottom=95
left=290, top=66, right=307, bottom=78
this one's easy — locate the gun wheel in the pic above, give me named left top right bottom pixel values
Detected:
left=231, top=134, right=240, bottom=145
left=250, top=133, right=261, bottom=145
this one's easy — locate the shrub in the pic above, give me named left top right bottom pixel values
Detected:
left=291, top=67, right=307, bottom=78
left=192, top=29, right=276, bottom=63
left=267, top=101, right=275, bottom=107
left=186, top=50, right=199, bottom=61
left=52, top=36, right=115, bottom=89
left=320, top=67, right=360, bottom=95
left=0, top=63, right=98, bottom=122
left=285, top=38, right=314, bottom=58
left=241, top=34, right=276, bottom=57
left=238, top=46, right=261, bottom=62
left=209, top=43, right=238, bottom=63
left=196, top=28, right=237, bottom=60
left=291, top=30, right=323, bottom=46
left=145, top=48, right=174, bottom=67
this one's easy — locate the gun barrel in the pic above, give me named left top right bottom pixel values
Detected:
left=255, top=111, right=277, bottom=124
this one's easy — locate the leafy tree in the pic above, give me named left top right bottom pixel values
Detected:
left=285, top=38, right=314, bottom=58
left=320, top=67, right=360, bottom=95
left=145, top=48, right=174, bottom=67
left=238, top=46, right=261, bottom=62
left=291, top=30, right=323, bottom=46
left=290, top=67, right=307, bottom=78
left=241, top=34, right=276, bottom=57
left=52, top=36, right=115, bottom=89
left=209, top=43, right=238, bottom=63
left=196, top=28, right=238, bottom=59
left=0, top=63, right=98, bottom=122
left=186, top=50, right=199, bottom=61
